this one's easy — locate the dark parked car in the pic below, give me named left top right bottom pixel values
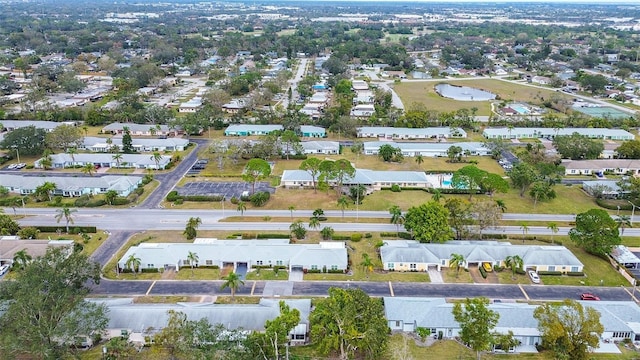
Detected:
left=580, top=293, right=600, bottom=301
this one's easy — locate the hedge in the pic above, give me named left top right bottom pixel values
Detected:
left=112, top=198, right=131, bottom=206
left=479, top=266, right=488, bottom=279
left=331, top=235, right=351, bottom=241
left=256, top=234, right=290, bottom=239
left=537, top=271, right=563, bottom=276
left=567, top=271, right=585, bottom=276
left=165, top=190, right=224, bottom=202
left=380, top=232, right=412, bottom=239
left=281, top=154, right=307, bottom=160
left=32, top=226, right=97, bottom=233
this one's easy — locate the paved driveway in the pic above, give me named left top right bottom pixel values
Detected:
left=176, top=181, right=274, bottom=199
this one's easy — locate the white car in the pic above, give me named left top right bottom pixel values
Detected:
left=528, top=270, right=540, bottom=284
left=6, top=164, right=17, bottom=170
left=0, top=264, right=10, bottom=276
left=15, top=163, right=26, bottom=169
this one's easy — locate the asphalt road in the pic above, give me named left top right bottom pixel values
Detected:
left=91, top=279, right=636, bottom=301
left=90, top=230, right=136, bottom=267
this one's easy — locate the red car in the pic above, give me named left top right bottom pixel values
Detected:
left=580, top=293, right=600, bottom=301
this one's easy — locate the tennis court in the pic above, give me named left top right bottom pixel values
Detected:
left=573, top=106, right=631, bottom=120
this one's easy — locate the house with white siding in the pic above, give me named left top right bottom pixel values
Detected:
left=0, top=120, right=71, bottom=132
left=281, top=169, right=430, bottom=191
left=363, top=141, right=490, bottom=157
left=483, top=127, right=634, bottom=141
left=102, top=123, right=177, bottom=137
left=384, top=297, right=640, bottom=354
left=81, top=137, right=189, bottom=152
left=563, top=159, right=640, bottom=176
left=380, top=240, right=583, bottom=273
left=34, top=153, right=172, bottom=170
left=300, top=141, right=340, bottom=155
left=0, top=174, right=142, bottom=197
left=224, top=124, right=283, bottom=136
left=357, top=127, right=467, bottom=139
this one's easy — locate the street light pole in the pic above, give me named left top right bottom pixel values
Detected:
left=11, top=146, right=19, bottom=163
left=629, top=201, right=639, bottom=225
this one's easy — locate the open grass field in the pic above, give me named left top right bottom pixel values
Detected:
left=393, top=78, right=571, bottom=115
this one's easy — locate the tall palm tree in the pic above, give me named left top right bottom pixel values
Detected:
left=495, top=199, right=507, bottom=213
left=125, top=254, right=141, bottom=278
left=82, top=163, right=95, bottom=176
left=547, top=222, right=559, bottom=241
left=186, top=251, right=199, bottom=277
left=150, top=151, right=163, bottom=170
left=415, top=154, right=424, bottom=168
left=389, top=205, right=404, bottom=235
left=237, top=201, right=246, bottom=217
left=220, top=271, right=245, bottom=300
left=520, top=222, right=529, bottom=243
left=616, top=215, right=632, bottom=235
left=288, top=205, right=295, bottom=221
left=504, top=255, right=523, bottom=280
left=55, top=206, right=77, bottom=233
left=337, top=196, right=349, bottom=219
left=449, top=253, right=465, bottom=278
left=309, top=216, right=321, bottom=230
left=360, top=253, right=374, bottom=278
left=67, top=147, right=78, bottom=166
left=12, top=249, right=32, bottom=271
left=183, top=216, right=202, bottom=240
left=431, top=189, right=443, bottom=202
left=112, top=153, right=123, bottom=168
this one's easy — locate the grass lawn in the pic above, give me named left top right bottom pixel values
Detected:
left=215, top=296, right=261, bottom=304
left=442, top=268, right=474, bottom=283
left=477, top=185, right=600, bottom=215
left=392, top=78, right=571, bottom=116
left=174, top=268, right=221, bottom=280
left=246, top=269, right=289, bottom=280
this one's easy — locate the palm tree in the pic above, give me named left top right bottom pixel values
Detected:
left=12, top=249, right=32, bottom=271
left=389, top=205, right=404, bottom=235
left=220, top=271, right=245, bottom=300
left=360, top=253, right=374, bottom=279
left=288, top=205, right=295, bottom=221
left=495, top=199, right=507, bottom=213
left=183, top=216, right=202, bottom=240
left=187, top=251, right=199, bottom=278
left=150, top=151, right=163, bottom=170
left=616, top=215, right=632, bottom=235
left=112, top=153, right=123, bottom=168
left=82, top=125, right=89, bottom=136
left=81, top=163, right=95, bottom=176
left=547, top=222, right=559, bottom=241
left=337, top=196, right=349, bottom=219
left=320, top=226, right=334, bottom=240
left=415, top=154, right=424, bottom=168
left=67, top=147, right=78, bottom=167
left=309, top=216, right=321, bottom=230
left=237, top=201, right=246, bottom=217
left=35, top=181, right=56, bottom=202
left=520, top=222, right=529, bottom=243
left=55, top=206, right=77, bottom=233
left=504, top=255, right=523, bottom=280
left=431, top=189, right=443, bottom=202
left=449, top=253, right=465, bottom=278
left=125, top=254, right=141, bottom=278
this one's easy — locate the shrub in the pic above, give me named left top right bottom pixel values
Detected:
left=166, top=191, right=180, bottom=202
left=112, top=198, right=131, bottom=206
left=140, top=268, right=159, bottom=273
left=327, top=269, right=345, bottom=273
left=364, top=233, right=372, bottom=238
left=134, top=187, right=144, bottom=196
left=174, top=199, right=183, bottom=205
left=230, top=196, right=239, bottom=205
left=256, top=233, right=290, bottom=239
left=331, top=235, right=351, bottom=241
left=390, top=184, right=401, bottom=192
left=250, top=191, right=270, bottom=207
left=566, top=272, right=585, bottom=276
left=18, top=227, right=40, bottom=239
left=306, top=269, right=322, bottom=273
left=479, top=266, right=487, bottom=278
left=350, top=233, right=362, bottom=242
left=537, top=271, right=562, bottom=276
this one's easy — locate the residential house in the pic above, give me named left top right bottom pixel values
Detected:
left=0, top=120, right=70, bottom=133
left=34, top=153, right=172, bottom=170
left=81, top=137, right=189, bottom=153
left=91, top=297, right=311, bottom=347
left=300, top=141, right=339, bottom=155
left=224, top=124, right=283, bottom=136
left=582, top=180, right=627, bottom=199
left=300, top=125, right=326, bottom=138
left=0, top=236, right=74, bottom=266
left=281, top=168, right=430, bottom=191
left=610, top=245, right=640, bottom=270
left=350, top=104, right=376, bottom=119
left=483, top=127, right=634, bottom=141
left=299, top=104, right=322, bottom=119
left=380, top=240, right=584, bottom=273
left=564, top=159, right=640, bottom=176
left=222, top=99, right=246, bottom=114
left=357, top=127, right=467, bottom=139
left=384, top=297, right=640, bottom=354
left=352, top=80, right=369, bottom=91
left=117, top=239, right=348, bottom=274
left=178, top=97, right=203, bottom=113
left=102, top=123, right=176, bottom=137
left=0, top=174, right=143, bottom=197
left=363, top=141, right=489, bottom=158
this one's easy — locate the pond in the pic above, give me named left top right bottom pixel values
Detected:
left=435, top=83, right=496, bottom=101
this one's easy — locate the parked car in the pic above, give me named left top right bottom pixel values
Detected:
left=580, top=293, right=600, bottom=301
left=6, top=164, right=17, bottom=170
left=528, top=270, right=540, bottom=284
left=483, top=262, right=493, bottom=272
left=15, top=163, right=26, bottom=169
left=0, top=264, right=10, bottom=276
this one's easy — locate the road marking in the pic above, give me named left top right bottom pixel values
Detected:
left=251, top=281, right=257, bottom=296
left=146, top=281, right=156, bottom=296
left=388, top=281, right=394, bottom=297
left=518, top=284, right=530, bottom=301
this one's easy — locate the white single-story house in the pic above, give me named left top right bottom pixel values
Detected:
left=350, top=104, right=375, bottom=118
left=34, top=153, right=172, bottom=170
left=0, top=236, right=74, bottom=266
left=610, top=245, right=640, bottom=270
left=384, top=297, right=640, bottom=354
left=380, top=240, right=584, bottom=273
left=299, top=104, right=322, bottom=119
left=300, top=125, right=326, bottom=138
left=300, top=141, right=340, bottom=155
left=352, top=80, right=369, bottom=91
left=281, top=168, right=430, bottom=191
left=118, top=239, right=348, bottom=274
left=222, top=99, right=246, bottom=114
left=564, top=159, right=640, bottom=176
left=81, top=137, right=189, bottom=152
left=224, top=124, right=283, bottom=136
left=101, top=123, right=176, bottom=137
left=363, top=141, right=490, bottom=157
left=0, top=174, right=143, bottom=197
left=0, top=120, right=72, bottom=132
left=178, top=97, right=203, bottom=113
left=90, top=297, right=311, bottom=347
left=582, top=180, right=627, bottom=199
left=357, top=127, right=467, bottom=139
left=483, top=127, right=634, bottom=141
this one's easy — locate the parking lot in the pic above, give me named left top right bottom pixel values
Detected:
left=176, top=181, right=275, bottom=199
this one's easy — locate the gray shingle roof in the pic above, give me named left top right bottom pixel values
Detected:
left=0, top=120, right=67, bottom=131
left=0, top=174, right=142, bottom=194
left=358, top=126, right=467, bottom=137
left=83, top=136, right=189, bottom=149
left=102, top=122, right=172, bottom=132
left=35, top=153, right=171, bottom=167
left=281, top=168, right=429, bottom=185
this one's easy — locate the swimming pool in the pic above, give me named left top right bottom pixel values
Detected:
left=442, top=180, right=452, bottom=186
left=510, top=104, right=530, bottom=115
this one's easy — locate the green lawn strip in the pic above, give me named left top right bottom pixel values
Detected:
left=442, top=268, right=474, bottom=283
left=245, top=269, right=288, bottom=280
left=132, top=296, right=199, bottom=304
left=214, top=296, right=261, bottom=304
left=174, top=268, right=220, bottom=280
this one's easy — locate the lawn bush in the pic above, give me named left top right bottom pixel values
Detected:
left=33, top=226, right=97, bottom=233
left=256, top=233, right=290, bottom=239
left=567, top=272, right=585, bottom=276
left=332, top=235, right=351, bottom=241
left=250, top=191, right=270, bottom=207
left=112, top=198, right=131, bottom=206
left=390, top=184, right=401, bottom=192
left=538, top=271, right=563, bottom=276
left=350, top=233, right=362, bottom=242
left=479, top=266, right=487, bottom=278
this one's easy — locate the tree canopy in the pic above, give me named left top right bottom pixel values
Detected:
left=0, top=125, right=47, bottom=156
left=552, top=133, right=604, bottom=160
left=404, top=201, right=453, bottom=243
left=242, top=158, right=272, bottom=194
left=452, top=297, right=500, bottom=360
left=534, top=299, right=604, bottom=360
left=569, top=208, right=620, bottom=256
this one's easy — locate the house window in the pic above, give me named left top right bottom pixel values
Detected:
left=388, top=263, right=394, bottom=270
left=294, top=334, right=305, bottom=340
left=331, top=265, right=338, bottom=271
left=395, top=321, right=401, bottom=327
left=311, top=265, right=318, bottom=270
left=147, top=264, right=154, bottom=268
left=205, top=260, right=213, bottom=265
left=183, top=260, right=190, bottom=266
left=121, top=330, right=128, bottom=336
left=571, top=266, right=579, bottom=272
left=410, top=263, right=417, bottom=270
left=256, top=260, right=263, bottom=265
left=431, top=328, right=437, bottom=334
left=276, top=260, right=283, bottom=266
left=548, top=266, right=556, bottom=272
